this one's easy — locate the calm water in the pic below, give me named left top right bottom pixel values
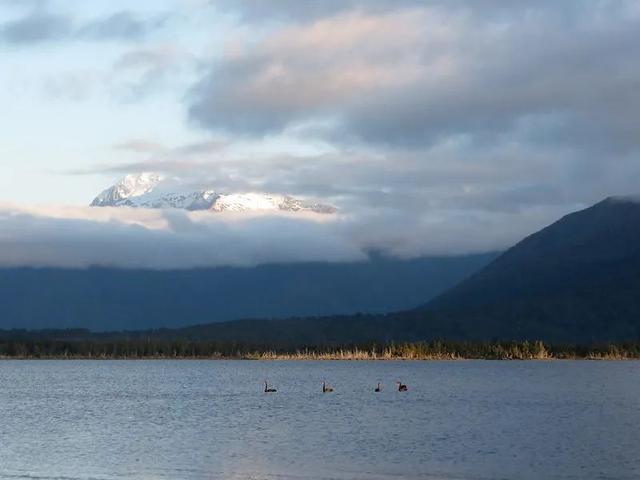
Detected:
left=0, top=360, right=638, bottom=480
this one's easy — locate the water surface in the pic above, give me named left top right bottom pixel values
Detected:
left=0, top=360, right=638, bottom=479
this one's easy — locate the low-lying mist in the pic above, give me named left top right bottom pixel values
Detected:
left=0, top=202, right=566, bottom=269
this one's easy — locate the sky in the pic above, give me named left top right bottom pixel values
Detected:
left=1, top=0, right=639, bottom=268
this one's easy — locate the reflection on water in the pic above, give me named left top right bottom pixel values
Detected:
left=0, top=360, right=638, bottom=479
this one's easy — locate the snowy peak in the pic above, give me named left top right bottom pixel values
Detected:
left=90, top=173, right=337, bottom=214
left=91, top=173, right=163, bottom=207
left=210, top=193, right=284, bottom=212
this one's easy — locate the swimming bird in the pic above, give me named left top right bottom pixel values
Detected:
left=322, top=381, right=334, bottom=393
left=374, top=382, right=382, bottom=392
left=264, top=380, right=277, bottom=393
left=396, top=381, right=408, bottom=392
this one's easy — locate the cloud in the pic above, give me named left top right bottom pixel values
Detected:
left=0, top=7, right=164, bottom=45
left=213, top=0, right=503, bottom=23
left=190, top=8, right=428, bottom=135
left=177, top=0, right=640, bottom=234
left=65, top=140, right=229, bottom=177
left=0, top=205, right=364, bottom=269
left=0, top=10, right=70, bottom=44
left=213, top=0, right=614, bottom=24
left=0, top=202, right=572, bottom=269
left=114, top=139, right=167, bottom=154
left=68, top=134, right=640, bottom=218
left=78, top=11, right=158, bottom=41
left=114, top=45, right=184, bottom=71
left=108, top=44, right=197, bottom=101
left=190, top=2, right=640, bottom=153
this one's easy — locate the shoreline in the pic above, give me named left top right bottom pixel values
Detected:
left=1, top=354, right=638, bottom=361
left=2, top=340, right=639, bottom=361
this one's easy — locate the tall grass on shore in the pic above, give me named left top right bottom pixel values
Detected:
left=250, top=341, right=640, bottom=360
left=1, top=337, right=640, bottom=359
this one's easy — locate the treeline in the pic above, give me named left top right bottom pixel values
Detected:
left=1, top=337, right=640, bottom=360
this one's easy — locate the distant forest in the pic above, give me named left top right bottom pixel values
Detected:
left=0, top=253, right=496, bottom=331
left=1, top=330, right=639, bottom=360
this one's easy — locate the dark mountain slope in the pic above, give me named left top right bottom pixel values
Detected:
left=0, top=253, right=496, bottom=331
left=420, top=197, right=640, bottom=342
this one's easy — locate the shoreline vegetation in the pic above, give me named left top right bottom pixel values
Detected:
left=1, top=339, right=640, bottom=360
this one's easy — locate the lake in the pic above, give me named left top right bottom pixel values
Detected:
left=0, top=360, right=638, bottom=480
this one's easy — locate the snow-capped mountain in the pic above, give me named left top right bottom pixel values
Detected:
left=91, top=173, right=337, bottom=214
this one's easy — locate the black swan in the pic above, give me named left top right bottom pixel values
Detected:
left=322, top=381, right=334, bottom=393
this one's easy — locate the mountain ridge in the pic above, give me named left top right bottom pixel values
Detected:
left=0, top=253, right=497, bottom=331
left=91, top=172, right=337, bottom=213
left=425, top=196, right=640, bottom=312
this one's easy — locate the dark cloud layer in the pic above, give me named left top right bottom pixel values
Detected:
left=0, top=7, right=161, bottom=45
left=0, top=10, right=70, bottom=43
left=192, top=1, right=640, bottom=152
left=181, top=0, right=640, bottom=240
left=213, top=0, right=592, bottom=23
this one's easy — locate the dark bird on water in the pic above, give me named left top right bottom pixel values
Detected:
left=374, top=382, right=382, bottom=392
left=264, top=381, right=277, bottom=393
left=322, top=381, right=334, bottom=393
left=396, top=381, right=408, bottom=392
